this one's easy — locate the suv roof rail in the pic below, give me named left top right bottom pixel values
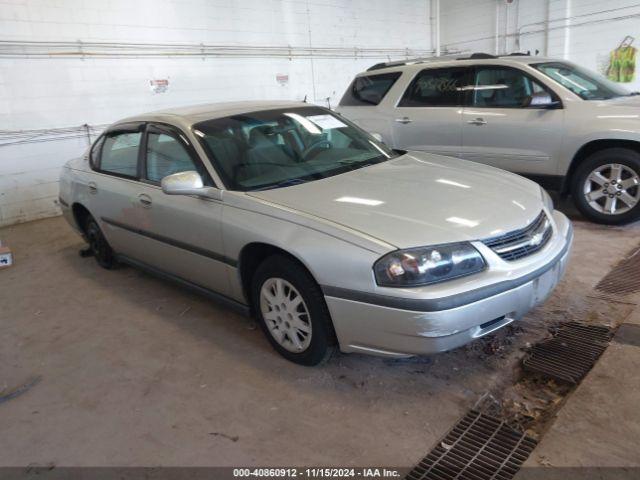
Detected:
left=458, top=52, right=498, bottom=60
left=366, top=52, right=498, bottom=72
left=500, top=52, right=531, bottom=57
left=366, top=56, right=442, bottom=71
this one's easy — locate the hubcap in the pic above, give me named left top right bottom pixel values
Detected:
left=259, top=278, right=312, bottom=353
left=583, top=163, right=640, bottom=215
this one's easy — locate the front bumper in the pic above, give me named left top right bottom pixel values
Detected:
left=324, top=211, right=573, bottom=358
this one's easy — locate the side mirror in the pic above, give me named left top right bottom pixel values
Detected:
left=371, top=132, right=384, bottom=143
left=161, top=171, right=223, bottom=201
left=525, top=91, right=560, bottom=109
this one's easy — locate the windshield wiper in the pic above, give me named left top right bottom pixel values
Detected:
left=337, top=158, right=384, bottom=171
left=251, top=178, right=308, bottom=191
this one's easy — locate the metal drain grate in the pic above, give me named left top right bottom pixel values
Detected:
left=522, top=322, right=613, bottom=384
left=405, top=410, right=536, bottom=480
left=595, top=244, right=640, bottom=295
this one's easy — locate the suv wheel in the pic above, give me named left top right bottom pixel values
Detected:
left=572, top=148, right=640, bottom=225
left=85, top=217, right=117, bottom=269
left=251, top=255, right=336, bottom=366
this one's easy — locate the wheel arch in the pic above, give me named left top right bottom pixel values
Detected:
left=237, top=242, right=320, bottom=307
left=71, top=202, right=92, bottom=236
left=565, top=139, right=640, bottom=194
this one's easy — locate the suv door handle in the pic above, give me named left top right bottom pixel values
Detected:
left=138, top=194, right=152, bottom=207
left=395, top=117, right=412, bottom=124
left=467, top=118, right=487, bottom=126
left=88, top=181, right=97, bottom=194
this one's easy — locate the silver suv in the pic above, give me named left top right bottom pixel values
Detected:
left=336, top=53, right=640, bottom=225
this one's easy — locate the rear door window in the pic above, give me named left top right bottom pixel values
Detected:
left=99, top=131, right=141, bottom=178
left=340, top=72, right=401, bottom=106
left=399, top=67, right=469, bottom=107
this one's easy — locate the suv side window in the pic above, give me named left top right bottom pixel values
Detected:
left=340, top=72, right=401, bottom=106
left=99, top=131, right=142, bottom=178
left=399, top=67, right=468, bottom=107
left=470, top=66, right=550, bottom=108
left=143, top=126, right=213, bottom=186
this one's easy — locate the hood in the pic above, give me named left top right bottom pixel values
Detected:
left=247, top=152, right=544, bottom=248
left=596, top=95, right=640, bottom=108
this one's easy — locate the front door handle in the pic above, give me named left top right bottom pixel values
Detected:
left=88, top=181, right=97, bottom=194
left=138, top=194, right=152, bottom=207
left=395, top=117, right=412, bottom=124
left=467, top=118, right=487, bottom=126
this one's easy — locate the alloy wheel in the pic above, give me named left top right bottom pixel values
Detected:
left=259, top=278, right=312, bottom=353
left=582, top=163, right=640, bottom=215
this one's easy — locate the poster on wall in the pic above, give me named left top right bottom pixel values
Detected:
left=607, top=36, right=636, bottom=83
left=276, top=73, right=289, bottom=86
left=150, top=79, right=169, bottom=93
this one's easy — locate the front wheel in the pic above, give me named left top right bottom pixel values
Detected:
left=571, top=148, right=640, bottom=225
left=251, top=255, right=336, bottom=366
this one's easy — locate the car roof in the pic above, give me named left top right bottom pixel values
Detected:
left=116, top=100, right=312, bottom=128
left=358, top=54, right=562, bottom=76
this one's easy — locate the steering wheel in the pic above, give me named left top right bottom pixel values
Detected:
left=301, top=140, right=332, bottom=160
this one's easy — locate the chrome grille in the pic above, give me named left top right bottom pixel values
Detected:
left=482, top=211, right=552, bottom=261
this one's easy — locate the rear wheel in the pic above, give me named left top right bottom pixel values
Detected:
left=85, top=217, right=117, bottom=269
left=251, top=255, right=335, bottom=366
left=572, top=148, right=640, bottom=225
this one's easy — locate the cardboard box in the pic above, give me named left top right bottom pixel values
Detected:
left=0, top=244, right=13, bottom=269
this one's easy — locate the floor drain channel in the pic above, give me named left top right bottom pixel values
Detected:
left=595, top=244, right=640, bottom=295
left=405, top=410, right=536, bottom=480
left=522, top=322, right=613, bottom=384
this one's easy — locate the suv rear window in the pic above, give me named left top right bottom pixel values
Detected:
left=339, top=72, right=401, bottom=106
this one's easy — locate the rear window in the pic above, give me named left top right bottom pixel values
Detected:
left=339, top=72, right=401, bottom=106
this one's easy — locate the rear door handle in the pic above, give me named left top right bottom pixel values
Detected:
left=88, top=181, right=97, bottom=194
left=467, top=118, right=487, bottom=126
left=395, top=117, right=412, bottom=124
left=138, top=194, right=152, bottom=207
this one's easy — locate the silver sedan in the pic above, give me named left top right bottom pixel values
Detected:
left=59, top=101, right=573, bottom=365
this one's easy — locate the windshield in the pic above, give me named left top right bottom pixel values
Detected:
left=193, top=106, right=396, bottom=191
left=532, top=62, right=630, bottom=100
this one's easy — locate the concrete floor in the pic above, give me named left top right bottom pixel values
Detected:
left=0, top=205, right=639, bottom=468
left=522, top=306, right=640, bottom=470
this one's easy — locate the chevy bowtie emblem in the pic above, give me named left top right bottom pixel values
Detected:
left=530, top=232, right=544, bottom=246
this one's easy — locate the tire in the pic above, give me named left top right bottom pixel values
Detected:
left=251, top=255, right=336, bottom=366
left=85, top=217, right=117, bottom=269
left=571, top=148, right=640, bottom=225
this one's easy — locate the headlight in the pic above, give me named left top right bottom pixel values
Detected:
left=373, top=242, right=486, bottom=287
left=541, top=187, right=554, bottom=212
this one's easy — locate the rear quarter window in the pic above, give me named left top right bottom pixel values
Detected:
left=339, top=72, right=401, bottom=106
left=89, top=135, right=104, bottom=169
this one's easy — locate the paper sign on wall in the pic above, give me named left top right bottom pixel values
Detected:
left=276, top=74, right=289, bottom=86
left=0, top=243, right=13, bottom=269
left=150, top=79, right=169, bottom=94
